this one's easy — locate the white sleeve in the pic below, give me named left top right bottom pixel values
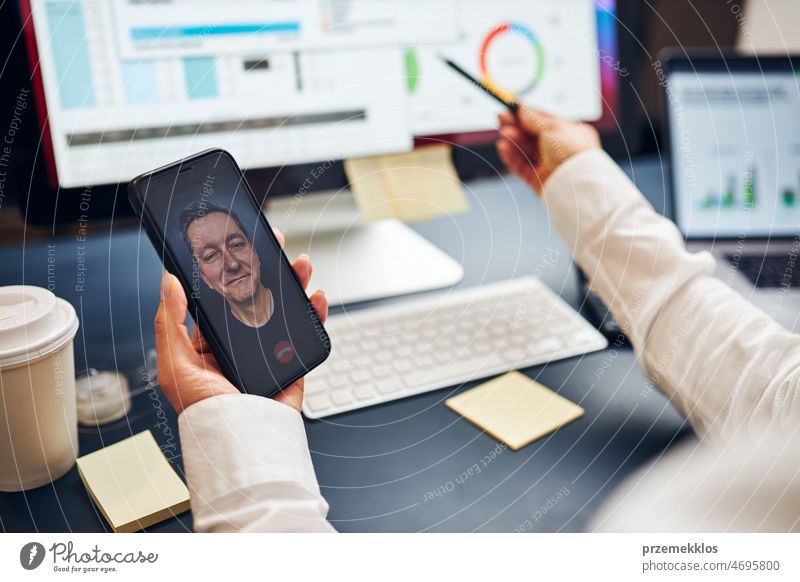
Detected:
left=591, top=430, right=800, bottom=532
left=541, top=149, right=800, bottom=441
left=178, top=394, right=336, bottom=532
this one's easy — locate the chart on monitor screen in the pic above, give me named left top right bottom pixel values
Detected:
left=406, top=0, right=603, bottom=135
left=26, top=0, right=602, bottom=188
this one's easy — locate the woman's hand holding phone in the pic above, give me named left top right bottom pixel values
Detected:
left=154, top=229, right=329, bottom=414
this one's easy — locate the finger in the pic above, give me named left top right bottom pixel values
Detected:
left=498, top=125, right=537, bottom=155
left=273, top=382, right=304, bottom=414
left=272, top=228, right=285, bottom=248
left=309, top=290, right=328, bottom=324
left=192, top=325, right=202, bottom=351
left=498, top=139, right=542, bottom=188
left=500, top=129, right=539, bottom=164
left=515, top=105, right=556, bottom=137
left=155, top=272, right=198, bottom=375
left=501, top=142, right=539, bottom=188
left=498, top=112, right=518, bottom=127
left=189, top=326, right=222, bottom=373
left=192, top=326, right=212, bottom=355
left=496, top=138, right=517, bottom=169
left=292, top=253, right=312, bottom=289
left=497, top=138, right=530, bottom=174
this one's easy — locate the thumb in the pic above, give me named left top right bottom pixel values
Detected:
left=154, top=272, right=196, bottom=372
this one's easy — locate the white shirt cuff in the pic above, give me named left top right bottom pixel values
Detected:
left=178, top=394, right=322, bottom=519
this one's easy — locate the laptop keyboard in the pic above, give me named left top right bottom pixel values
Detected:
left=727, top=253, right=800, bottom=289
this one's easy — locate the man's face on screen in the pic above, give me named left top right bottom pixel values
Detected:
left=188, top=212, right=262, bottom=304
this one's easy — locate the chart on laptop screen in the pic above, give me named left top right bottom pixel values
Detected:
left=668, top=70, right=800, bottom=238
left=27, top=0, right=603, bottom=188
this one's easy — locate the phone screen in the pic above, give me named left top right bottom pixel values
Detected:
left=138, top=151, right=329, bottom=396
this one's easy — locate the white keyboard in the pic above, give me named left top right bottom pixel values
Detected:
left=302, top=277, right=608, bottom=419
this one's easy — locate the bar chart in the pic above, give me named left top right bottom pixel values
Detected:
left=699, top=168, right=759, bottom=211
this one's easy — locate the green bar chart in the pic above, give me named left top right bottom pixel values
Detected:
left=700, top=167, right=762, bottom=210
left=700, top=166, right=800, bottom=212
left=743, top=167, right=756, bottom=207
left=784, top=190, right=796, bottom=207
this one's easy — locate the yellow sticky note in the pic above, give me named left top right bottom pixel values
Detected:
left=76, top=430, right=190, bottom=532
left=344, top=144, right=469, bottom=223
left=446, top=372, right=584, bottom=451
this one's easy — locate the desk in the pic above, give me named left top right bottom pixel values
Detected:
left=0, top=155, right=690, bottom=532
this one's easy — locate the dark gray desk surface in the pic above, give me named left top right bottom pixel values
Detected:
left=0, top=155, right=690, bottom=533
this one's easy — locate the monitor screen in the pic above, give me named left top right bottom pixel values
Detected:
left=22, top=0, right=615, bottom=189
left=666, top=60, right=800, bottom=239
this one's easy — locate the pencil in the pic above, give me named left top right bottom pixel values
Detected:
left=439, top=56, right=519, bottom=113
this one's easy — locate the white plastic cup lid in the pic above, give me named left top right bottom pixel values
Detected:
left=76, top=370, right=132, bottom=426
left=0, top=286, right=80, bottom=369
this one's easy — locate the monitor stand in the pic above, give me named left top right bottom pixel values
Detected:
left=264, top=190, right=464, bottom=306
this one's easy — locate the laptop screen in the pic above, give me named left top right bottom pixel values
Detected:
left=666, top=60, right=800, bottom=239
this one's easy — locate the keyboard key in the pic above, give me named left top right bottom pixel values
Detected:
left=336, top=342, right=357, bottom=357
left=395, top=345, right=413, bottom=358
left=569, top=331, right=599, bottom=346
left=530, top=337, right=563, bottom=354
left=353, top=385, right=375, bottom=401
left=331, top=360, right=350, bottom=373
left=393, top=359, right=412, bottom=373
left=416, top=353, right=435, bottom=368
left=404, top=360, right=486, bottom=390
left=376, top=379, right=403, bottom=395
left=501, top=347, right=526, bottom=364
left=436, top=350, right=455, bottom=363
left=328, top=375, right=348, bottom=390
left=305, top=380, right=328, bottom=395
left=305, top=395, right=331, bottom=414
left=421, top=326, right=438, bottom=339
left=403, top=330, right=421, bottom=342
left=331, top=390, right=354, bottom=407
left=379, top=335, right=397, bottom=348
left=352, top=354, right=371, bottom=369
left=350, top=370, right=371, bottom=384
left=361, top=338, right=379, bottom=351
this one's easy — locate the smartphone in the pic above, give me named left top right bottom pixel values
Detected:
left=129, top=149, right=331, bottom=398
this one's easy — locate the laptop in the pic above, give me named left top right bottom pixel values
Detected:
left=663, top=53, right=800, bottom=332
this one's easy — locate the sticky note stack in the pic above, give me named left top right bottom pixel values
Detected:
left=76, top=430, right=190, bottom=532
left=446, top=372, right=584, bottom=450
left=344, top=144, right=470, bottom=223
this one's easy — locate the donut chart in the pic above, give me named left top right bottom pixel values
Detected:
left=479, top=22, right=545, bottom=98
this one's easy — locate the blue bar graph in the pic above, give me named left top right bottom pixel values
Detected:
left=120, top=61, right=159, bottom=105
left=44, top=0, right=96, bottom=109
left=131, top=22, right=300, bottom=41
left=183, top=57, right=218, bottom=100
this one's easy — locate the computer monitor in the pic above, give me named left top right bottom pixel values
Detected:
left=18, top=0, right=622, bottom=304
left=21, top=0, right=620, bottom=192
left=663, top=54, right=800, bottom=239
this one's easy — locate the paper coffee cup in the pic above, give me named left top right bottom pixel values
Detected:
left=0, top=286, right=80, bottom=491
